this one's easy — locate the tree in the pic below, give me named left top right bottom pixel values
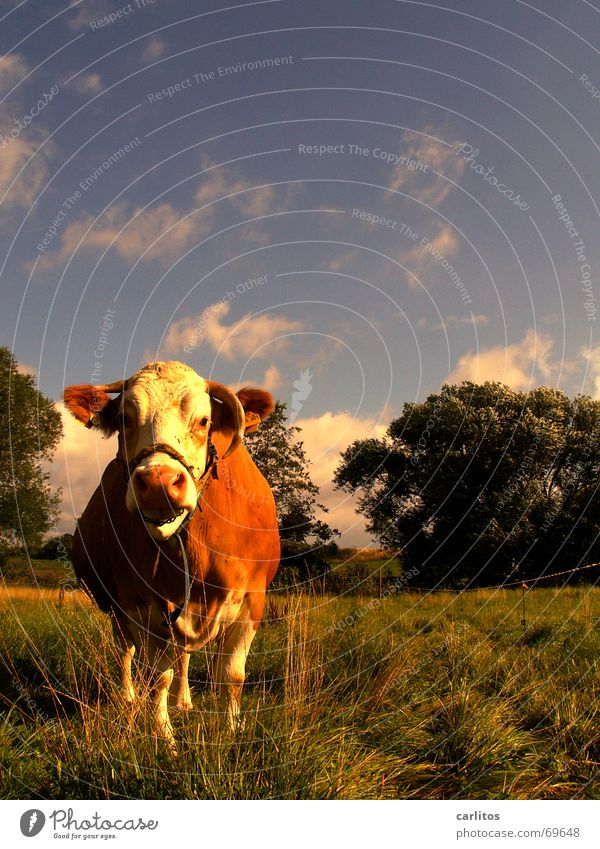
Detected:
left=36, top=533, right=73, bottom=561
left=245, top=401, right=338, bottom=585
left=0, top=348, right=63, bottom=556
left=334, top=382, right=600, bottom=587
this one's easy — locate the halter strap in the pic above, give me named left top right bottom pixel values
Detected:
left=117, top=434, right=218, bottom=485
left=124, top=441, right=200, bottom=484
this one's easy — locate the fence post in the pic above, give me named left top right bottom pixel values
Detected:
left=521, top=582, right=528, bottom=638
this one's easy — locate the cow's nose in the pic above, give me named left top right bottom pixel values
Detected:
left=134, top=465, right=187, bottom=508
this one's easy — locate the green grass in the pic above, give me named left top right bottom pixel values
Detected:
left=0, top=556, right=73, bottom=588
left=1, top=583, right=600, bottom=799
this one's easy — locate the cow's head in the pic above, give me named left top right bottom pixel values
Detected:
left=64, top=362, right=247, bottom=540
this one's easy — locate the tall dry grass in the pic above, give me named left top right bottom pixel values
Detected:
left=1, top=584, right=600, bottom=798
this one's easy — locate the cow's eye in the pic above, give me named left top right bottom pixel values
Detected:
left=193, top=417, right=210, bottom=434
left=121, top=414, right=134, bottom=429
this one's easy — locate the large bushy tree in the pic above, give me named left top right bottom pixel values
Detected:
left=0, top=348, right=63, bottom=556
left=245, top=401, right=337, bottom=583
left=334, top=382, right=600, bottom=587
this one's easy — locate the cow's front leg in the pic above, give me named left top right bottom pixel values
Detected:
left=111, top=617, right=136, bottom=704
left=213, top=600, right=259, bottom=731
left=172, top=649, right=193, bottom=711
left=148, top=640, right=176, bottom=748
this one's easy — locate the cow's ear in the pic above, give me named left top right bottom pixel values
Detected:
left=207, top=381, right=245, bottom=458
left=236, top=387, right=275, bottom=422
left=63, top=385, right=119, bottom=436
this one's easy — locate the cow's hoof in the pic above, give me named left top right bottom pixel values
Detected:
left=176, top=699, right=193, bottom=712
left=155, top=726, right=177, bottom=755
left=223, top=715, right=246, bottom=735
left=158, top=738, right=178, bottom=756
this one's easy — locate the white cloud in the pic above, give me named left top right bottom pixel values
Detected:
left=163, top=301, right=303, bottom=361
left=37, top=202, right=204, bottom=269
left=233, top=185, right=276, bottom=218
left=260, top=365, right=282, bottom=392
left=398, top=222, right=461, bottom=287
left=0, top=116, right=51, bottom=208
left=194, top=160, right=249, bottom=208
left=427, top=225, right=460, bottom=257
left=581, top=344, right=600, bottom=399
left=237, top=365, right=282, bottom=393
left=50, top=402, right=117, bottom=532
left=194, top=158, right=279, bottom=217
left=67, top=0, right=111, bottom=30
left=38, top=157, right=294, bottom=270
left=16, top=361, right=38, bottom=378
left=0, top=54, right=55, bottom=208
left=446, top=329, right=556, bottom=390
left=295, top=410, right=387, bottom=483
left=140, top=36, right=168, bottom=63
left=294, top=411, right=389, bottom=546
left=0, top=53, right=29, bottom=92
left=325, top=248, right=361, bottom=273
left=386, top=129, right=465, bottom=207
left=70, top=72, right=103, bottom=95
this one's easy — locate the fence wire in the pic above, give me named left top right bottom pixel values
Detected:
left=404, top=560, right=600, bottom=594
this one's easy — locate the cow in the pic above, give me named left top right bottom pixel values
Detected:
left=64, top=361, right=280, bottom=746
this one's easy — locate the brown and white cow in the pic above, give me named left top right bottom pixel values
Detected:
left=64, top=361, right=279, bottom=745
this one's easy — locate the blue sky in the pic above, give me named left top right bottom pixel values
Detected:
left=2, top=0, right=600, bottom=543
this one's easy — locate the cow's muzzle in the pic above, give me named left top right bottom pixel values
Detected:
left=133, top=465, right=189, bottom=522
left=123, top=440, right=218, bottom=535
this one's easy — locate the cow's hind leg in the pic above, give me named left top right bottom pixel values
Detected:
left=213, top=598, right=260, bottom=731
left=110, top=617, right=136, bottom=704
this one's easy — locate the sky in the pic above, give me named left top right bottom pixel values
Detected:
left=2, top=0, right=600, bottom=545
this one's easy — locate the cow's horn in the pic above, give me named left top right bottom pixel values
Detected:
left=207, top=380, right=245, bottom=458
left=95, top=380, right=127, bottom=393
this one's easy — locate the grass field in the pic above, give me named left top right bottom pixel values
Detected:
left=1, top=578, right=600, bottom=799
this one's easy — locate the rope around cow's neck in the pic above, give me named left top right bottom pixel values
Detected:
left=164, top=446, right=218, bottom=627
left=166, top=528, right=191, bottom=626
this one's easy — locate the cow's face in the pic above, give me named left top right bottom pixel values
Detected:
left=64, top=362, right=245, bottom=540
left=119, top=366, right=215, bottom=538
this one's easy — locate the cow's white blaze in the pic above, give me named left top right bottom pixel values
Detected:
left=119, top=363, right=212, bottom=540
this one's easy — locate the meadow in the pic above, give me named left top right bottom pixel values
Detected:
left=1, top=568, right=600, bottom=799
